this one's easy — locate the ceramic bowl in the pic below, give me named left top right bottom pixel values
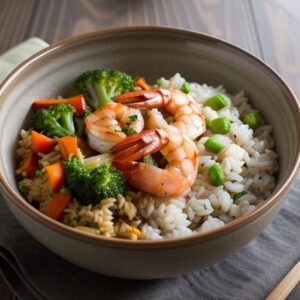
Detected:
left=0, top=27, right=299, bottom=279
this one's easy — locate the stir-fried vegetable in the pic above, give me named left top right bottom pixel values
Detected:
left=204, top=137, right=225, bottom=153
left=31, top=130, right=56, bottom=154
left=44, top=189, right=72, bottom=220
left=242, top=112, right=265, bottom=130
left=18, top=152, right=39, bottom=179
left=45, top=161, right=65, bottom=192
left=205, top=94, right=229, bottom=110
left=63, top=157, right=125, bottom=205
left=135, top=77, right=150, bottom=90
left=57, top=136, right=81, bottom=160
left=32, top=95, right=87, bottom=116
left=210, top=117, right=231, bottom=134
left=75, top=69, right=134, bottom=110
left=208, top=163, right=225, bottom=186
left=33, top=104, right=76, bottom=138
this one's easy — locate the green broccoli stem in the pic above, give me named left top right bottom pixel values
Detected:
left=59, top=113, right=75, bottom=134
left=45, top=119, right=74, bottom=137
left=95, top=84, right=115, bottom=108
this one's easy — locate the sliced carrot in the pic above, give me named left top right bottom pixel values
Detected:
left=31, top=130, right=56, bottom=154
left=45, top=161, right=65, bottom=192
left=46, top=191, right=72, bottom=220
left=58, top=136, right=81, bottom=160
left=135, top=77, right=150, bottom=90
left=18, top=152, right=39, bottom=179
left=32, top=94, right=87, bottom=115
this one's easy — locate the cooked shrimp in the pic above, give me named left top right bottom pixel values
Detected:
left=85, top=103, right=144, bottom=152
left=114, top=88, right=206, bottom=140
left=111, top=124, right=199, bottom=197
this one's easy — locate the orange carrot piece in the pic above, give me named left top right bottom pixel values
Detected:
left=58, top=136, right=81, bottom=160
left=31, top=130, right=56, bottom=154
left=32, top=95, right=87, bottom=115
left=135, top=77, right=150, bottom=90
left=45, top=161, right=65, bottom=192
left=18, top=152, right=39, bottom=179
left=46, top=191, right=72, bottom=220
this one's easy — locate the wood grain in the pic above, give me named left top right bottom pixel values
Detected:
left=251, top=0, right=300, bottom=97
left=0, top=0, right=261, bottom=56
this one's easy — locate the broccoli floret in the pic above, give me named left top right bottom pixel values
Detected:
left=63, top=157, right=125, bottom=205
left=33, top=104, right=76, bottom=138
left=75, top=69, right=134, bottom=110
left=75, top=106, right=92, bottom=138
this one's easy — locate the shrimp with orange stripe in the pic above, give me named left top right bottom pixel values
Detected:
left=111, top=109, right=199, bottom=197
left=114, top=88, right=206, bottom=140
left=85, top=103, right=144, bottom=152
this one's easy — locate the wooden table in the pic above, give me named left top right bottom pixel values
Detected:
left=0, top=0, right=299, bottom=298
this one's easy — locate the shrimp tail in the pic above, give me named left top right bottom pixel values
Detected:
left=111, top=129, right=168, bottom=161
left=114, top=89, right=171, bottom=109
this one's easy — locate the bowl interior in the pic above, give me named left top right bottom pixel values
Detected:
left=0, top=28, right=299, bottom=226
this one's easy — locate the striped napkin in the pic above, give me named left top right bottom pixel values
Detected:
left=0, top=39, right=299, bottom=300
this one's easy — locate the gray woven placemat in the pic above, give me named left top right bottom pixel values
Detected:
left=0, top=174, right=299, bottom=300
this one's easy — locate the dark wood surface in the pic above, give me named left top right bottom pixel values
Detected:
left=1, top=0, right=299, bottom=299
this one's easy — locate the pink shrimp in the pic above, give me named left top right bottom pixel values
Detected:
left=85, top=103, right=144, bottom=153
left=114, top=88, right=206, bottom=140
left=111, top=126, right=199, bottom=197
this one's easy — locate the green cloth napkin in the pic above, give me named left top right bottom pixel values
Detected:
left=0, top=37, right=49, bottom=82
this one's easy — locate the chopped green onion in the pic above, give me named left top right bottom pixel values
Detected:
left=233, top=190, right=248, bottom=201
left=181, top=82, right=191, bottom=93
left=204, top=137, right=225, bottom=153
left=211, top=117, right=231, bottom=134
left=242, top=112, right=264, bottom=130
left=156, top=79, right=163, bottom=87
left=122, top=127, right=137, bottom=135
left=18, top=180, right=29, bottom=195
left=208, top=163, right=225, bottom=186
left=205, top=94, right=229, bottom=110
left=143, top=154, right=156, bottom=165
left=129, top=114, right=138, bottom=122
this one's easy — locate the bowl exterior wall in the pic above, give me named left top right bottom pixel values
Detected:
left=4, top=192, right=283, bottom=279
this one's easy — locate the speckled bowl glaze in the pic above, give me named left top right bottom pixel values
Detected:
left=0, top=27, right=299, bottom=279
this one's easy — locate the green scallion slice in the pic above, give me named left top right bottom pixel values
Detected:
left=208, top=163, right=225, bottom=186
left=181, top=82, right=191, bottom=93
left=242, top=112, right=265, bottom=130
left=205, top=94, right=229, bottom=110
left=204, top=137, right=225, bottom=153
left=233, top=190, right=248, bottom=201
left=211, top=117, right=231, bottom=134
